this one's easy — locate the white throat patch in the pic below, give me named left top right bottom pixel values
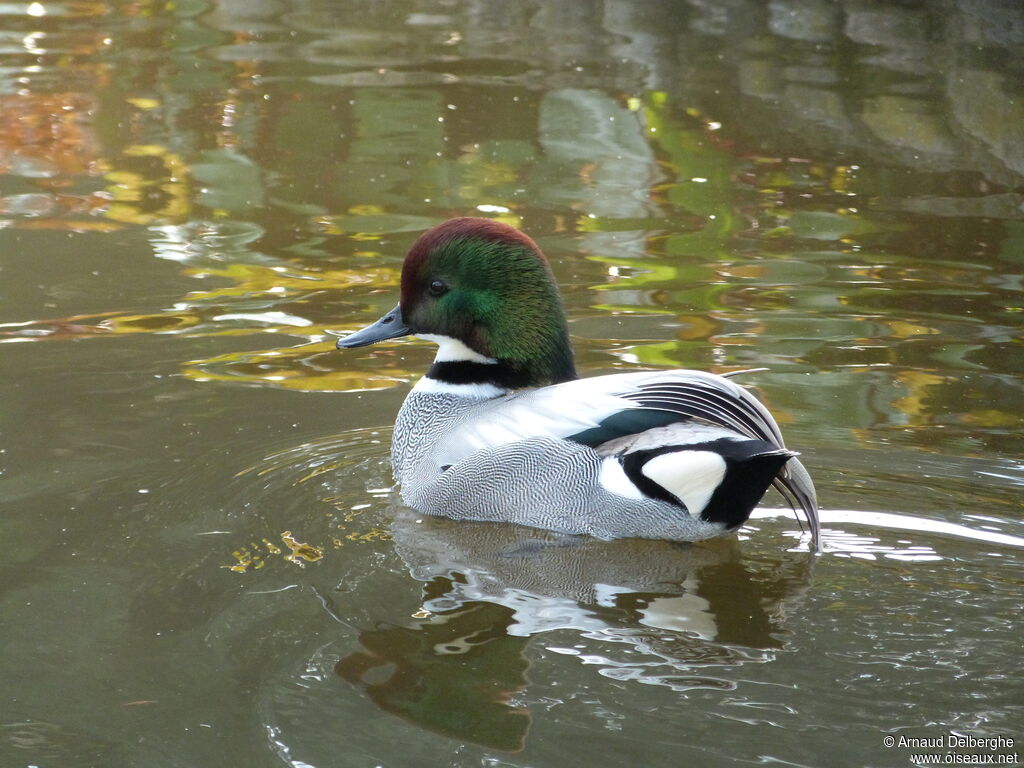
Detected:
left=416, top=334, right=496, bottom=364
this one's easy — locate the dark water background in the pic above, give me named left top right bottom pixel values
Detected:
left=1, top=1, right=1022, bottom=766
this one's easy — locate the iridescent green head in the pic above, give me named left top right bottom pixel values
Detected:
left=338, top=217, right=577, bottom=389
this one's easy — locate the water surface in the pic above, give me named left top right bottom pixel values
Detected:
left=1, top=1, right=1022, bottom=766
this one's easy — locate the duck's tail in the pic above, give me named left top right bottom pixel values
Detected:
left=771, top=456, right=821, bottom=552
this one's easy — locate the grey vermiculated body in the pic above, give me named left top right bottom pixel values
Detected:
left=392, top=391, right=726, bottom=541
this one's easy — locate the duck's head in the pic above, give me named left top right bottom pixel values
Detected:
left=337, top=217, right=577, bottom=388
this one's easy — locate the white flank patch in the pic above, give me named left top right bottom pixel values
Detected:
left=642, top=451, right=726, bottom=514
left=416, top=333, right=496, bottom=364
left=599, top=457, right=645, bottom=500
left=412, top=376, right=506, bottom=400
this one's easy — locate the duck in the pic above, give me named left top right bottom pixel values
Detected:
left=337, top=217, right=820, bottom=550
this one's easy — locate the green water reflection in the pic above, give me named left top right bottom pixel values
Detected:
left=1, top=1, right=1022, bottom=766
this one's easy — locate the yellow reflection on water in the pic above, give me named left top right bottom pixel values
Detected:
left=99, top=143, right=191, bottom=225
left=183, top=340, right=409, bottom=392
left=181, top=263, right=397, bottom=301
left=280, top=531, right=324, bottom=565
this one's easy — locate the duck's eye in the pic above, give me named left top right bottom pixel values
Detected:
left=428, top=279, right=448, bottom=297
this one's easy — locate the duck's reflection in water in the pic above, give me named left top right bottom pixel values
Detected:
left=336, top=509, right=812, bottom=751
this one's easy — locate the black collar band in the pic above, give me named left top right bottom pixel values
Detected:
left=426, top=360, right=533, bottom=390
